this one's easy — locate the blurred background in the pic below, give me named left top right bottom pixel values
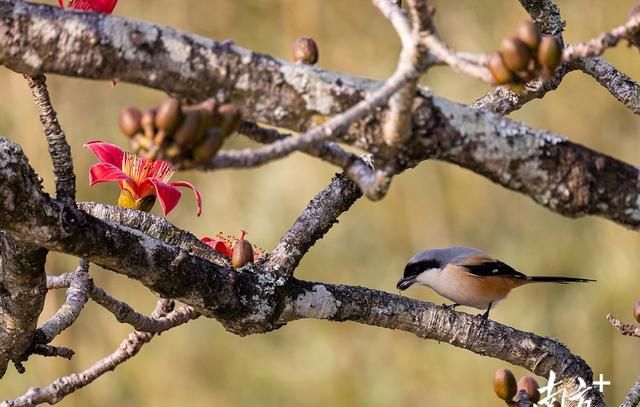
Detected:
left=2, top=0, right=640, bottom=405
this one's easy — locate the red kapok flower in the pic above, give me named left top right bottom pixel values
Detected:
left=58, top=0, right=118, bottom=14
left=201, top=231, right=264, bottom=260
left=201, top=236, right=233, bottom=258
left=85, top=141, right=202, bottom=217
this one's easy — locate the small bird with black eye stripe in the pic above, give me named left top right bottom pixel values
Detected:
left=397, top=246, right=595, bottom=319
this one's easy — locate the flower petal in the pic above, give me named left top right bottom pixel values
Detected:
left=145, top=179, right=182, bottom=216
left=201, top=237, right=233, bottom=257
left=84, top=141, right=124, bottom=167
left=170, top=181, right=203, bottom=217
left=58, top=0, right=64, bottom=7
left=88, top=162, right=132, bottom=186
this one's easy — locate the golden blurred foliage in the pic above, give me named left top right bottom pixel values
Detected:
left=2, top=0, right=640, bottom=405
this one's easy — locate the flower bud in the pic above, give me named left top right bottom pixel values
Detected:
left=173, top=110, right=204, bottom=148
left=119, top=106, right=142, bottom=138
left=517, top=376, right=540, bottom=404
left=141, top=108, right=157, bottom=140
left=538, top=36, right=562, bottom=72
left=488, top=52, right=514, bottom=85
left=634, top=299, right=640, bottom=323
left=218, top=104, right=242, bottom=136
left=493, top=369, right=517, bottom=401
left=232, top=231, right=254, bottom=269
left=500, top=37, right=531, bottom=71
left=293, top=37, right=319, bottom=65
left=193, top=128, right=225, bottom=164
left=517, top=21, right=541, bottom=50
left=155, top=98, right=182, bottom=134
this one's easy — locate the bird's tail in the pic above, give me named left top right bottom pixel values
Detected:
left=525, top=275, right=595, bottom=284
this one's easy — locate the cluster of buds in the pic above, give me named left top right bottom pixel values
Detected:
left=494, top=369, right=548, bottom=406
left=488, top=21, right=562, bottom=88
left=119, top=98, right=241, bottom=166
left=202, top=230, right=264, bottom=269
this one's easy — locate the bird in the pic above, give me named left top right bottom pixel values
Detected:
left=396, top=246, right=594, bottom=319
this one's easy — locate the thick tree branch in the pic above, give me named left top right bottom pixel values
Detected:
left=1, top=300, right=198, bottom=407
left=279, top=280, right=604, bottom=406
left=1, top=2, right=637, bottom=230
left=0, top=234, right=47, bottom=378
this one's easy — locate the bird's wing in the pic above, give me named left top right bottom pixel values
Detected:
left=453, top=255, right=527, bottom=279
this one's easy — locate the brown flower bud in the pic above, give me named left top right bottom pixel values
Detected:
left=517, top=21, right=541, bottom=50
left=193, top=128, right=225, bottom=164
left=232, top=231, right=254, bottom=269
left=493, top=369, right=517, bottom=401
left=155, top=98, right=182, bottom=133
left=551, top=401, right=561, bottom=407
left=293, top=37, right=319, bottom=65
left=500, top=37, right=531, bottom=71
left=141, top=108, right=157, bottom=140
left=119, top=107, right=143, bottom=138
left=634, top=299, right=640, bottom=323
left=538, top=36, right=562, bottom=72
left=517, top=376, right=540, bottom=404
left=488, top=52, right=515, bottom=85
left=173, top=110, right=204, bottom=148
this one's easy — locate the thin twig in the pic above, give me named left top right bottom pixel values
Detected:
left=1, top=299, right=198, bottom=407
left=46, top=274, right=201, bottom=333
left=36, top=259, right=89, bottom=344
left=24, top=75, right=75, bottom=204
left=575, top=57, right=640, bottom=116
left=563, top=16, right=640, bottom=61
left=607, top=314, right=640, bottom=338
left=620, top=376, right=640, bottom=407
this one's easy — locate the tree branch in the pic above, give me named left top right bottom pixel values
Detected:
left=264, top=172, right=362, bottom=278
left=607, top=314, right=640, bottom=338
left=0, top=299, right=198, bottom=407
left=23, top=75, right=75, bottom=204
left=279, top=280, right=604, bottom=406
left=0, top=234, right=47, bottom=378
left=35, top=259, right=89, bottom=344
left=575, top=57, right=640, bottom=115
left=2, top=1, right=637, bottom=230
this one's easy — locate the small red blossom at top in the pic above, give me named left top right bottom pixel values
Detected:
left=85, top=141, right=202, bottom=217
left=58, top=0, right=118, bottom=14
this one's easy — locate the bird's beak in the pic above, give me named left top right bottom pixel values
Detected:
left=396, top=276, right=415, bottom=291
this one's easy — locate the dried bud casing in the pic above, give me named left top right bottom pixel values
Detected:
left=500, top=37, right=531, bottom=71
left=232, top=238, right=254, bottom=269
left=517, top=376, right=540, bottom=404
left=293, top=37, right=319, bottom=65
left=538, top=36, right=562, bottom=72
left=155, top=98, right=183, bottom=133
left=119, top=107, right=143, bottom=138
left=488, top=52, right=514, bottom=85
left=517, top=21, right=541, bottom=50
left=493, top=369, right=517, bottom=401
